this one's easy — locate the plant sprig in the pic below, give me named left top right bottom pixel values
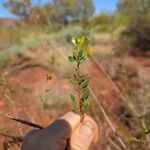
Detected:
left=68, top=35, right=90, bottom=122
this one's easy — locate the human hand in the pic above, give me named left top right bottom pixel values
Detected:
left=21, top=111, right=98, bottom=150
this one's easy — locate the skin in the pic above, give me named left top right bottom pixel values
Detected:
left=21, top=111, right=98, bottom=150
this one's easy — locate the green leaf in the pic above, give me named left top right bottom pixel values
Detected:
left=69, top=74, right=77, bottom=85
left=68, top=56, right=75, bottom=63
left=78, top=49, right=86, bottom=60
left=69, top=78, right=76, bottom=85
left=79, top=74, right=88, bottom=82
left=82, top=90, right=90, bottom=100
left=73, top=51, right=77, bottom=60
left=70, top=94, right=80, bottom=114
left=78, top=49, right=84, bottom=57
left=76, top=36, right=85, bottom=48
left=80, top=79, right=89, bottom=89
left=81, top=101, right=89, bottom=113
left=80, top=57, right=86, bottom=64
left=129, top=137, right=144, bottom=143
left=70, top=94, right=76, bottom=101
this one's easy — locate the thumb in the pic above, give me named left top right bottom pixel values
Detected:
left=70, top=114, right=98, bottom=150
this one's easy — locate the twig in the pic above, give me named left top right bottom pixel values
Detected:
left=90, top=57, right=140, bottom=117
left=141, top=118, right=150, bottom=149
left=108, top=137, right=123, bottom=150
left=0, top=112, right=44, bottom=129
left=106, top=129, right=123, bottom=150
left=88, top=87, right=127, bottom=149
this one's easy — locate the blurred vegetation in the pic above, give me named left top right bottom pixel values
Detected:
left=117, top=0, right=150, bottom=51
left=3, top=0, right=94, bottom=24
left=1, top=0, right=149, bottom=53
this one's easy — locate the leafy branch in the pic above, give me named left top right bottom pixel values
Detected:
left=68, top=35, right=90, bottom=121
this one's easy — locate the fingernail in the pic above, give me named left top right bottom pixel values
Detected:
left=79, top=121, right=95, bottom=140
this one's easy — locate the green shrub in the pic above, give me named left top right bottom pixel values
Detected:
left=117, top=0, right=150, bottom=51
left=92, top=25, right=112, bottom=33
left=92, top=13, right=112, bottom=26
left=121, top=14, right=150, bottom=51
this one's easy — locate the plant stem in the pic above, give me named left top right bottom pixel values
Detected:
left=77, top=61, right=81, bottom=111
left=76, top=60, right=84, bottom=122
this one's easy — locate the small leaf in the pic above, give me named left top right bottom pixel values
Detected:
left=69, top=75, right=77, bottom=85
left=69, top=78, right=76, bottom=85
left=71, top=38, right=77, bottom=46
left=77, top=36, right=85, bottom=48
left=78, top=49, right=86, bottom=61
left=79, top=74, right=88, bottom=82
left=82, top=90, right=90, bottom=100
left=73, top=51, right=77, bottom=60
left=68, top=56, right=75, bottom=62
left=70, top=94, right=76, bottom=101
left=70, top=94, right=80, bottom=114
left=80, top=57, right=86, bottom=64
left=85, top=44, right=92, bottom=57
left=80, top=79, right=89, bottom=89
left=78, top=49, right=84, bottom=57
left=81, top=101, right=89, bottom=113
left=129, top=137, right=144, bottom=143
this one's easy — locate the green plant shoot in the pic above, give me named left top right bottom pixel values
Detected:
left=68, top=35, right=90, bottom=121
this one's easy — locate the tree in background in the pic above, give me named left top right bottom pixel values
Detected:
left=53, top=0, right=94, bottom=24
left=29, top=3, right=54, bottom=25
left=117, top=0, right=150, bottom=50
left=52, top=0, right=79, bottom=24
left=3, top=0, right=54, bottom=24
left=3, top=0, right=31, bottom=20
left=92, top=13, right=113, bottom=26
left=42, top=3, right=54, bottom=23
left=3, top=0, right=94, bottom=25
left=118, top=0, right=150, bottom=15
left=77, top=0, right=94, bottom=20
